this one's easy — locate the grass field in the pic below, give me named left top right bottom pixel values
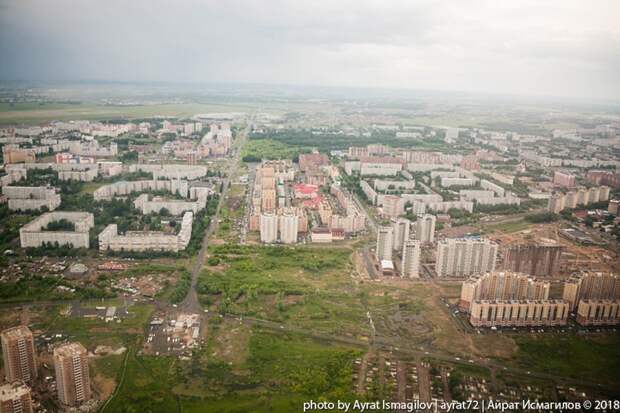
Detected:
left=513, top=333, right=620, bottom=387
left=485, top=219, right=532, bottom=233
left=0, top=102, right=256, bottom=125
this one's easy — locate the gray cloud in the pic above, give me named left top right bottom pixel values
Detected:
left=0, top=0, right=618, bottom=100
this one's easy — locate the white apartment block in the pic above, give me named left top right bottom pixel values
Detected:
left=441, top=177, right=476, bottom=187
left=376, top=226, right=394, bottom=261
left=415, top=214, right=436, bottom=243
left=426, top=201, right=474, bottom=213
left=480, top=179, right=505, bottom=197
left=436, top=238, right=498, bottom=277
left=2, top=186, right=61, bottom=212
left=20, top=212, right=94, bottom=249
left=259, top=212, right=278, bottom=243
left=279, top=213, right=299, bottom=244
left=391, top=218, right=410, bottom=252
left=93, top=179, right=190, bottom=200
left=128, top=164, right=208, bottom=180
left=401, top=239, right=421, bottom=278
left=133, top=194, right=206, bottom=216
left=98, top=212, right=193, bottom=252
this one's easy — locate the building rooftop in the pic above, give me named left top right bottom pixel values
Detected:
left=0, top=382, right=31, bottom=402
left=54, top=342, right=87, bottom=358
left=1, top=325, right=32, bottom=340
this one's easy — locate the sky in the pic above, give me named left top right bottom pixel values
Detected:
left=1, top=0, right=619, bottom=101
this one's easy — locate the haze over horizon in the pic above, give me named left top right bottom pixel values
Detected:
left=1, top=0, right=619, bottom=102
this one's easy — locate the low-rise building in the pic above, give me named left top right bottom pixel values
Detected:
left=20, top=212, right=94, bottom=249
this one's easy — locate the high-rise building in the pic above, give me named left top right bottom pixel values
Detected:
left=562, top=272, right=620, bottom=311
left=459, top=271, right=550, bottom=311
left=259, top=212, right=278, bottom=243
left=53, top=342, right=91, bottom=407
left=575, top=300, right=620, bottom=326
left=469, top=300, right=569, bottom=328
left=553, top=171, right=576, bottom=187
left=382, top=195, right=402, bottom=218
left=0, top=382, right=33, bottom=413
left=376, top=226, right=393, bottom=261
left=436, top=238, right=497, bottom=278
left=1, top=326, right=37, bottom=383
left=401, top=240, right=421, bottom=278
left=391, top=218, right=410, bottom=252
left=502, top=239, right=564, bottom=277
left=415, top=214, right=436, bottom=243
left=279, top=213, right=298, bottom=244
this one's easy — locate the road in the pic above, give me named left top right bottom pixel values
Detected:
left=179, top=126, right=248, bottom=314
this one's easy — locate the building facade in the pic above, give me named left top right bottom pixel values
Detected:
left=436, top=238, right=497, bottom=278
left=1, top=326, right=37, bottom=383
left=53, top=342, right=91, bottom=407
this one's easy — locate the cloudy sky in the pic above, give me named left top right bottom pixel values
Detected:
left=1, top=0, right=619, bottom=100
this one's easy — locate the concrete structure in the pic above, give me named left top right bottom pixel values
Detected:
left=562, top=272, right=620, bottom=311
left=441, top=177, right=476, bottom=187
left=53, top=342, right=91, bottom=407
left=547, top=186, right=610, bottom=213
left=1, top=326, right=37, bottom=383
left=0, top=382, right=33, bottom=413
left=391, top=218, right=410, bottom=252
left=414, top=214, right=436, bottom=243
left=259, top=212, right=278, bottom=243
left=69, top=140, right=117, bottom=157
left=93, top=179, right=189, bottom=200
left=128, top=164, right=207, bottom=180
left=426, top=200, right=474, bottom=213
left=469, top=299, right=569, bottom=328
left=553, top=171, right=576, bottom=188
left=376, top=226, right=393, bottom=261
left=98, top=212, right=193, bottom=252
left=480, top=179, right=505, bottom=196
left=2, top=148, right=35, bottom=164
left=575, top=300, right=620, bottom=326
left=401, top=240, right=421, bottom=278
left=133, top=194, right=205, bottom=215
left=355, top=156, right=403, bottom=176
left=436, top=238, right=498, bottom=278
left=2, top=186, right=61, bottom=212
left=459, top=271, right=550, bottom=312
left=382, top=195, right=402, bottom=218
left=279, top=212, right=299, bottom=244
left=19, top=212, right=94, bottom=249
left=502, top=239, right=565, bottom=278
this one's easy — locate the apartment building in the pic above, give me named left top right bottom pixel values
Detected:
left=575, top=300, right=620, bottom=326
left=1, top=326, right=37, bottom=383
left=502, top=239, right=564, bottom=277
left=562, top=272, right=620, bottom=311
left=0, top=382, right=33, bottom=413
left=459, top=271, right=550, bottom=311
left=2, top=186, right=61, bottom=212
left=19, top=212, right=94, bottom=249
left=53, top=342, right=91, bottom=407
left=553, top=171, right=576, bottom=187
left=435, top=238, right=497, bottom=277
left=259, top=212, right=278, bottom=243
left=414, top=214, right=436, bottom=243
left=376, top=226, right=394, bottom=261
left=469, top=300, right=569, bottom=328
left=391, top=218, right=410, bottom=252
left=401, top=239, right=421, bottom=278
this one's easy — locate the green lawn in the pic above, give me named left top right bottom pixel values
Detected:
left=513, top=334, right=620, bottom=387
